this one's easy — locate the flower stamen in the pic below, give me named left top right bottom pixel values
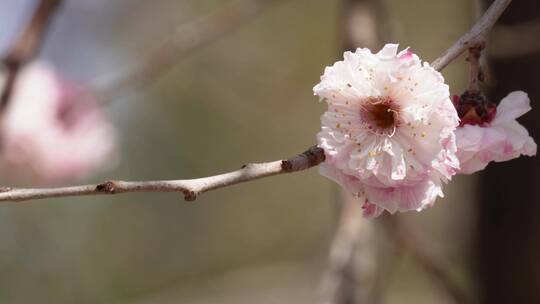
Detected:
left=360, top=97, right=400, bottom=136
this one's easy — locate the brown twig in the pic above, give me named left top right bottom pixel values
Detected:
left=431, top=0, right=512, bottom=71
left=0, top=0, right=63, bottom=111
left=95, top=0, right=283, bottom=103
left=0, top=0, right=512, bottom=231
left=319, top=194, right=377, bottom=304
left=0, top=146, right=324, bottom=203
left=466, top=43, right=486, bottom=93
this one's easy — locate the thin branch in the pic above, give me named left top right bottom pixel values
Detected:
left=95, top=0, right=284, bottom=103
left=431, top=0, right=512, bottom=71
left=0, top=0, right=512, bottom=210
left=319, top=194, right=377, bottom=304
left=385, top=216, right=471, bottom=304
left=0, top=146, right=324, bottom=203
left=0, top=0, right=63, bottom=110
left=466, top=43, right=485, bottom=93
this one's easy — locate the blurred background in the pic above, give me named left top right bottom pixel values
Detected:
left=0, top=0, right=538, bottom=303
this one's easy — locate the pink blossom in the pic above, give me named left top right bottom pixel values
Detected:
left=455, top=91, right=536, bottom=174
left=316, top=44, right=459, bottom=217
left=0, top=63, right=118, bottom=185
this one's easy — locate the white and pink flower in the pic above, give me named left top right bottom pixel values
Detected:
left=316, top=44, right=459, bottom=217
left=0, top=63, right=118, bottom=185
left=455, top=91, right=536, bottom=174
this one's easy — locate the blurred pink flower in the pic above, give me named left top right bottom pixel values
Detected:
left=455, top=91, right=536, bottom=174
left=316, top=44, right=459, bottom=217
left=0, top=63, right=118, bottom=185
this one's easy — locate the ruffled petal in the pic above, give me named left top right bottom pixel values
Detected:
left=363, top=176, right=443, bottom=213
left=492, top=91, right=531, bottom=125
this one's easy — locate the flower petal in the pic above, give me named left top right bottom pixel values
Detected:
left=492, top=91, right=531, bottom=124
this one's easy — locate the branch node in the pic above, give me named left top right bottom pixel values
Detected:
left=280, top=160, right=292, bottom=172
left=183, top=190, right=198, bottom=201
left=241, top=163, right=255, bottom=169
left=306, top=146, right=326, bottom=166
left=282, top=146, right=325, bottom=172
left=96, top=180, right=118, bottom=194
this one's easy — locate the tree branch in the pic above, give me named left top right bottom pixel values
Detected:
left=431, top=0, right=512, bottom=71
left=0, top=0, right=63, bottom=110
left=319, top=194, right=377, bottom=304
left=0, top=146, right=324, bottom=203
left=466, top=43, right=485, bottom=93
left=0, top=0, right=513, bottom=206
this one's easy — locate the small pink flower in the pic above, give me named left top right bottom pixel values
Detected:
left=0, top=63, right=118, bottom=185
left=316, top=44, right=459, bottom=217
left=455, top=91, right=536, bottom=174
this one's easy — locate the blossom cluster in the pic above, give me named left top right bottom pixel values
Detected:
left=0, top=63, right=117, bottom=185
left=316, top=44, right=536, bottom=217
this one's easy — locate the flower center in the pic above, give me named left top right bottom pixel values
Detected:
left=453, top=91, right=496, bottom=127
left=360, top=97, right=399, bottom=135
left=369, top=103, right=396, bottom=129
